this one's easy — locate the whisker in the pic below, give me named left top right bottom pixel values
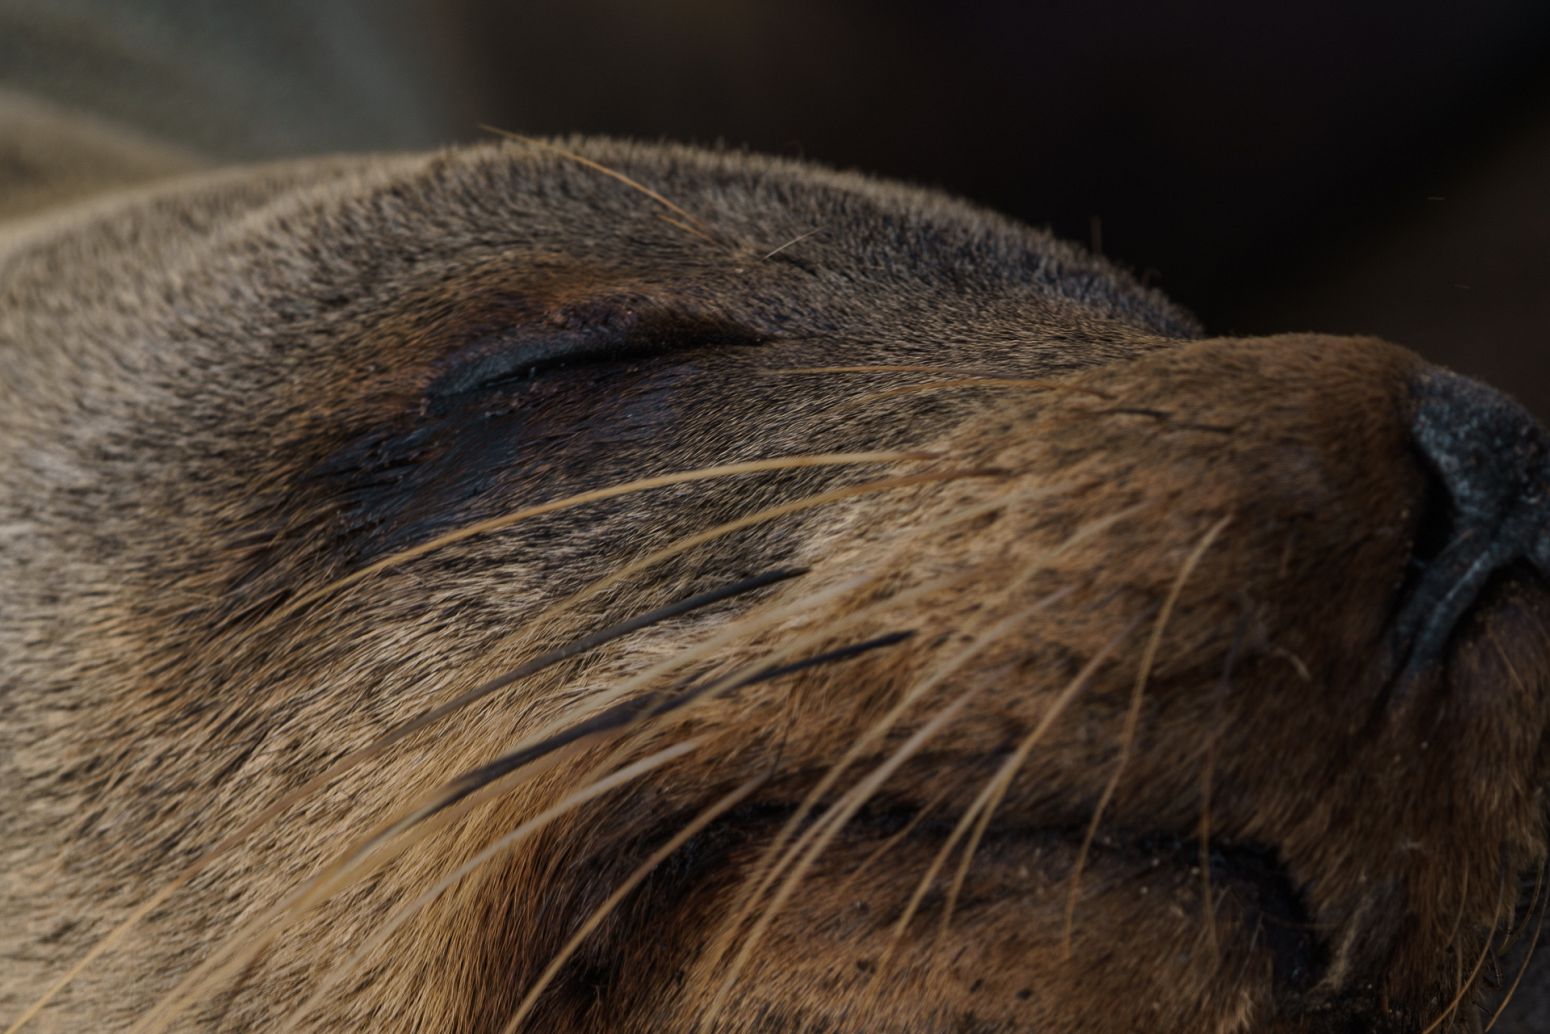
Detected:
left=479, top=127, right=720, bottom=244
left=268, top=741, right=707, bottom=1034
left=932, top=617, right=1141, bottom=949
left=698, top=499, right=1134, bottom=993
left=268, top=451, right=931, bottom=629
left=496, top=774, right=768, bottom=1034
left=760, top=227, right=822, bottom=261
left=1485, top=862, right=1548, bottom=1031
left=1419, top=880, right=1509, bottom=1034
left=1062, top=514, right=1232, bottom=956
left=3, top=568, right=804, bottom=1033
left=831, top=785, right=955, bottom=901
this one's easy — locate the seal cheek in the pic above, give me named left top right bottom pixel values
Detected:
left=659, top=827, right=1287, bottom=1032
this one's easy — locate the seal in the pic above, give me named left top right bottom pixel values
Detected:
left=2, top=137, right=1549, bottom=1034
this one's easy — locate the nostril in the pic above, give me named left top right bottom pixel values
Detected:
left=1406, top=448, right=1459, bottom=571
left=1389, top=369, right=1550, bottom=685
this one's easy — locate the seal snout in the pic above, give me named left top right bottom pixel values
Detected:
left=1393, top=368, right=1550, bottom=680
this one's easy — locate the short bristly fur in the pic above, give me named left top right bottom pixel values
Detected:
left=3, top=137, right=1549, bottom=1033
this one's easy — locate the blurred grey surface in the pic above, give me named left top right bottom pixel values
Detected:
left=0, top=0, right=471, bottom=158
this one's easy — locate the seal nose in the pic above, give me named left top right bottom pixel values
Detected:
left=1394, top=369, right=1550, bottom=679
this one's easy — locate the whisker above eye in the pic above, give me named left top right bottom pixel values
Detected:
left=479, top=127, right=723, bottom=247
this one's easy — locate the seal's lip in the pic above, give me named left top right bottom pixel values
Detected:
left=985, top=825, right=1325, bottom=997
left=778, top=801, right=1328, bottom=999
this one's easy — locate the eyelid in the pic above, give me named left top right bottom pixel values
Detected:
left=427, top=329, right=649, bottom=401
left=425, top=311, right=764, bottom=408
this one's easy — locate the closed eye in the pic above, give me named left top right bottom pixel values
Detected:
left=426, top=306, right=764, bottom=412
left=270, top=301, right=768, bottom=580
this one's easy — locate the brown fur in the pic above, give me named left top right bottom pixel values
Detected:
left=2, top=138, right=1548, bottom=1033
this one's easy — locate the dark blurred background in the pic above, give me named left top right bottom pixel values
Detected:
left=431, top=0, right=1550, bottom=417
left=4, top=0, right=1547, bottom=414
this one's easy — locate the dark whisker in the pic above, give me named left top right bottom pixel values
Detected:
left=397, top=566, right=810, bottom=743
left=736, top=630, right=916, bottom=685
left=18, top=568, right=808, bottom=1029
left=414, top=630, right=918, bottom=832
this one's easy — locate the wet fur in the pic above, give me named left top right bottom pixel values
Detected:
left=2, top=139, right=1548, bottom=1032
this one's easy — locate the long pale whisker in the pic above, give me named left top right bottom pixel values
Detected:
left=267, top=741, right=705, bottom=1034
left=697, top=497, right=1133, bottom=993
left=932, top=617, right=1141, bottom=948
left=760, top=227, right=822, bottom=260
left=1062, top=514, right=1232, bottom=955
left=268, top=451, right=929, bottom=629
left=697, top=686, right=983, bottom=1032
left=497, top=774, right=767, bottom=1034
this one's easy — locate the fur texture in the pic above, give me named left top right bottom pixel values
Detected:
left=2, top=138, right=1548, bottom=1033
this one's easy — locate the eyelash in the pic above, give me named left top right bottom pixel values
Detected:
left=425, top=316, right=764, bottom=410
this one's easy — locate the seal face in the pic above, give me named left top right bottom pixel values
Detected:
left=1, top=139, right=1548, bottom=1033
